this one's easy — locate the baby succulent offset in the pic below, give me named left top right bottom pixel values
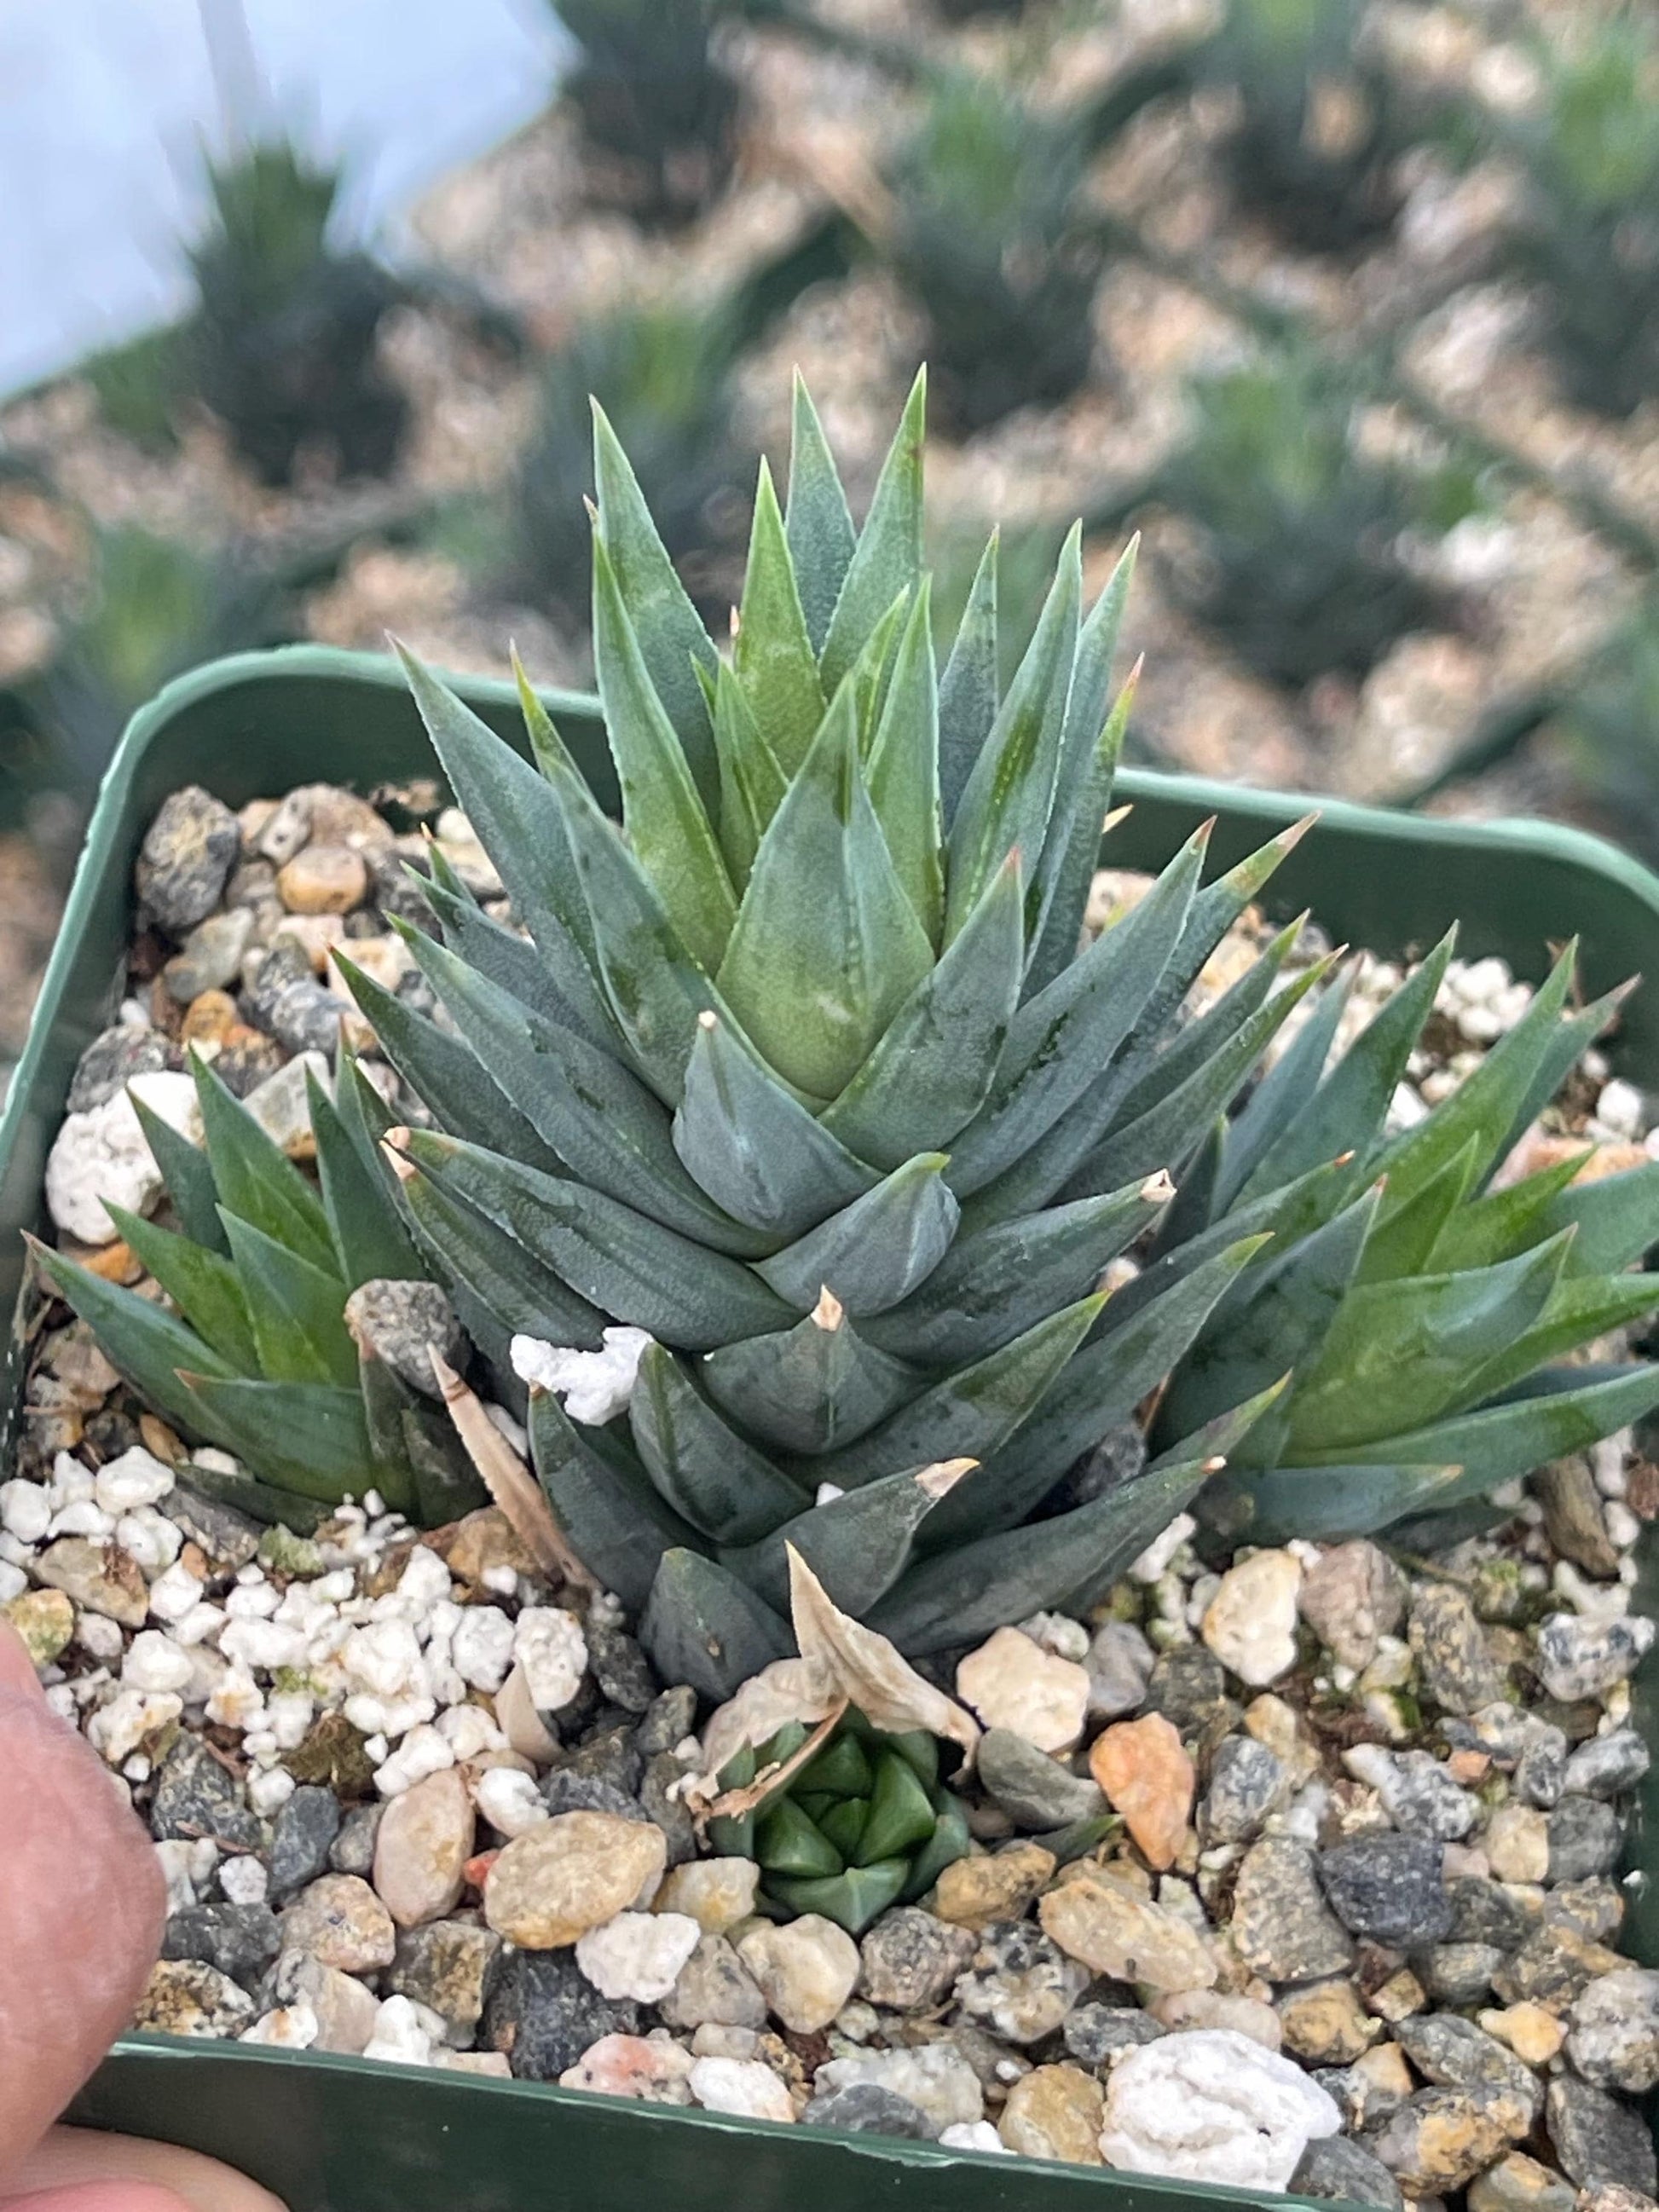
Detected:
left=708, top=1708, right=973, bottom=1935
left=357, top=371, right=1309, bottom=1695
left=1160, top=936, right=1659, bottom=1543
left=35, top=1054, right=483, bottom=1529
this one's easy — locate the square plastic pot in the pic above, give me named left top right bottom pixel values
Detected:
left=5, top=643, right=1655, bottom=2212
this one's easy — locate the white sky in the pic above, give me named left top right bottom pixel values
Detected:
left=0, top=0, right=569, bottom=394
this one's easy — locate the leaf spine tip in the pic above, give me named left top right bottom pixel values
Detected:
left=812, top=1285, right=845, bottom=1332
left=1141, top=1170, right=1177, bottom=1205
left=916, top=1457, right=977, bottom=1499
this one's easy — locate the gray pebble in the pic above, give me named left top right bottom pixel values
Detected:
left=149, top=1736, right=263, bottom=1852
left=160, top=1901, right=281, bottom=1987
left=587, top=1622, right=657, bottom=1715
left=479, top=1949, right=640, bottom=2080
left=540, top=1771, right=645, bottom=1822
left=1394, top=2013, right=1543, bottom=2120
left=1445, top=1876, right=1529, bottom=1953
left=1144, top=1645, right=1236, bottom=1736
left=858, top=1908, right=977, bottom=2013
left=803, top=2083, right=939, bottom=2140
left=1062, top=2004, right=1166, bottom=2069
left=1292, top=2134, right=1406, bottom=2211
left=66, top=1024, right=171, bottom=1112
left=978, top=1729, right=1106, bottom=1832
left=639, top=1751, right=697, bottom=1865
left=1085, top=1619, right=1155, bottom=1719
left=1534, top=1616, right=1656, bottom=1704
left=1409, top=1581, right=1504, bottom=1715
left=137, top=787, right=240, bottom=933
left=1567, top=1969, right=1659, bottom=2094
left=342, top=1279, right=465, bottom=1399
left=159, top=1486, right=263, bottom=1571
left=1563, top=1730, right=1650, bottom=1800
left=1317, top=1834, right=1454, bottom=1949
left=163, top=908, right=255, bottom=1002
left=1549, top=1797, right=1624, bottom=1884
left=1234, top=1836, right=1356, bottom=1981
left=1546, top=2078, right=1658, bottom=2194
left=387, top=1920, right=501, bottom=2043
left=269, top=1786, right=343, bottom=1900
left=636, top=1685, right=698, bottom=1757
left=329, top=1801, right=384, bottom=1878
left=1202, top=1734, right=1288, bottom=1845
left=951, top=1919, right=1090, bottom=2045
left=1420, top=1943, right=1506, bottom=2007
left=658, top=1934, right=767, bottom=2030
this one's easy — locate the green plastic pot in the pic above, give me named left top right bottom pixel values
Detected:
left=5, top=643, right=1655, bottom=2212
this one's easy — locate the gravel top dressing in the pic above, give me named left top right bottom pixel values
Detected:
left=8, top=764, right=1659, bottom=2209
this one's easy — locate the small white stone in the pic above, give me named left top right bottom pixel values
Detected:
left=93, top=1447, right=176, bottom=1514
left=1099, top=2028, right=1342, bottom=2191
left=361, top=1994, right=437, bottom=2068
left=939, top=2122, right=1010, bottom=2155
left=173, top=1601, right=228, bottom=1648
left=241, top=2003, right=320, bottom=2049
left=219, top=1854, right=269, bottom=1906
left=688, top=2055, right=795, bottom=2122
left=955, top=1626, right=1090, bottom=1753
left=511, top=1326, right=654, bottom=1425
left=342, top=1618, right=425, bottom=1699
left=155, top=1839, right=203, bottom=1914
left=1202, top=1551, right=1303, bottom=1687
left=577, top=1912, right=702, bottom=2003
left=0, top=1478, right=51, bottom=1544
left=116, top=1508, right=182, bottom=1574
left=390, top=1544, right=453, bottom=1615
left=1130, top=1514, right=1196, bottom=1584
left=267, top=1692, right=315, bottom=1750
left=220, top=1618, right=307, bottom=1674
left=374, top=1722, right=456, bottom=1797
left=513, top=1606, right=587, bottom=1713
left=475, top=1765, right=550, bottom=1839
left=434, top=1704, right=506, bottom=1760
left=737, top=1915, right=860, bottom=2033
left=1606, top=1501, right=1642, bottom=1551
left=1595, top=1079, right=1645, bottom=1140
left=49, top=1501, right=115, bottom=1539
left=0, top=1562, right=25, bottom=1603
left=225, top=1580, right=282, bottom=1620
left=86, top=1688, right=182, bottom=1764
left=248, top=1766, right=296, bottom=1816
left=122, top=1630, right=194, bottom=1695
left=1018, top=1611, right=1090, bottom=1662
left=453, top=1605, right=515, bottom=1692
left=75, top=1612, right=126, bottom=1664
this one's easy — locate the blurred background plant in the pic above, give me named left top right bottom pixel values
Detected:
left=3, top=0, right=1659, bottom=1089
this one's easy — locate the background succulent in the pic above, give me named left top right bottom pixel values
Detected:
left=36, top=1054, right=483, bottom=1530
left=354, top=372, right=1312, bottom=1699
left=558, top=0, right=742, bottom=227
left=1151, top=347, right=1471, bottom=687
left=708, top=1708, right=973, bottom=1933
left=887, top=77, right=1101, bottom=433
left=1498, top=14, right=1659, bottom=420
left=1160, top=934, right=1659, bottom=1545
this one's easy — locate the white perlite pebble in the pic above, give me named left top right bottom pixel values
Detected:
left=87, top=1689, right=182, bottom=1764
left=511, top=1326, right=653, bottom=1424
left=1099, top=2030, right=1342, bottom=2192
left=219, top=1856, right=269, bottom=1906
left=453, top=1605, right=515, bottom=1692
left=241, top=2004, right=319, bottom=2049
left=955, top=1626, right=1090, bottom=1753
left=577, top=1912, right=702, bottom=2003
left=248, top=1767, right=296, bottom=1815
left=44, top=1071, right=201, bottom=1244
left=1202, top=1551, right=1303, bottom=1687
left=688, top=2055, right=795, bottom=2123
left=361, top=1995, right=438, bottom=2068
left=513, top=1607, right=587, bottom=1714
left=93, top=1447, right=175, bottom=1513
left=122, top=1632, right=194, bottom=1695
left=0, top=1479, right=50, bottom=1543
left=941, top=2122, right=1010, bottom=2155
left=475, top=1765, right=550, bottom=1839
left=1130, top=1514, right=1195, bottom=1585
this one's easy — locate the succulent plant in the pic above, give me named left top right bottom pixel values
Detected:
left=34, top=1054, right=483, bottom=1530
left=887, top=76, right=1101, bottom=433
left=342, top=369, right=1344, bottom=1698
left=1500, top=15, right=1659, bottom=419
left=707, top=1707, right=973, bottom=1932
left=506, top=303, right=749, bottom=626
left=185, top=138, right=408, bottom=485
left=558, top=0, right=742, bottom=226
left=1153, top=348, right=1467, bottom=687
left=1160, top=934, right=1659, bottom=1544
left=1201, top=0, right=1404, bottom=253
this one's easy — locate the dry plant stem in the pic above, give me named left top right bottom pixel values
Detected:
left=426, top=1346, right=599, bottom=1594
left=697, top=1697, right=851, bottom=1827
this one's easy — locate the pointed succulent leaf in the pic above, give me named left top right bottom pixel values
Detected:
left=736, top=458, right=827, bottom=777
left=176, top=1459, right=334, bottom=1533
left=396, top=1129, right=795, bottom=1353
left=757, top=1796, right=844, bottom=1878
left=179, top=1377, right=379, bottom=1505
left=1025, top=669, right=1135, bottom=995
left=716, top=685, right=934, bottom=1100
left=1160, top=1188, right=1379, bottom=1447
left=190, top=1053, right=335, bottom=1274
left=420, top=825, right=613, bottom=1050
left=865, top=580, right=943, bottom=943
left=1425, top=1152, right=1593, bottom=1274
left=1449, top=1270, right=1659, bottom=1408
left=529, top=1386, right=702, bottom=1614
left=673, top=1011, right=879, bottom=1240
left=864, top=1175, right=1169, bottom=1367
left=1051, top=540, right=1136, bottom=827
left=722, top=1458, right=973, bottom=1615
left=591, top=401, right=719, bottom=808
left=818, top=851, right=1024, bottom=1170
left=402, top=921, right=771, bottom=1257
left=396, top=1162, right=605, bottom=1349
left=805, top=1291, right=1107, bottom=1490
left=764, top=1860, right=910, bottom=1937
left=820, top=367, right=926, bottom=697
left=1354, top=1140, right=1480, bottom=1286
left=335, top=956, right=559, bottom=1171
left=1107, top=917, right=1304, bottom=1136
left=592, top=533, right=737, bottom=973
left=1500, top=982, right=1637, bottom=1170
left=927, top=1233, right=1272, bottom=1546
left=29, top=1240, right=234, bottom=1436
left=1283, top=1233, right=1574, bottom=1458
left=858, top=1749, right=939, bottom=1863
left=785, top=370, right=856, bottom=654
left=130, top=1091, right=226, bottom=1254
left=103, top=1206, right=257, bottom=1375
left=945, top=523, right=1082, bottom=943
left=849, top=591, right=910, bottom=757
left=640, top=1548, right=795, bottom=1705
left=936, top=530, right=998, bottom=833
left=309, top=1071, right=422, bottom=1290
left=754, top=1153, right=960, bottom=1317
left=219, top=1212, right=356, bottom=1389
left=1537, top=1159, right=1659, bottom=1274
left=628, top=1342, right=809, bottom=1545
left=1213, top=969, right=1355, bottom=1215
left=702, top=1292, right=918, bottom=1457
left=1201, top=1459, right=1465, bottom=1546
left=946, top=827, right=1206, bottom=1203
left=709, top=657, right=789, bottom=886
left=1321, top=1364, right=1659, bottom=1507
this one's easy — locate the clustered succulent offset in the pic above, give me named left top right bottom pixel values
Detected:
left=48, top=371, right=1659, bottom=1716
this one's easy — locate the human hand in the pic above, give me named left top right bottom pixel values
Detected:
left=0, top=1620, right=286, bottom=2212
